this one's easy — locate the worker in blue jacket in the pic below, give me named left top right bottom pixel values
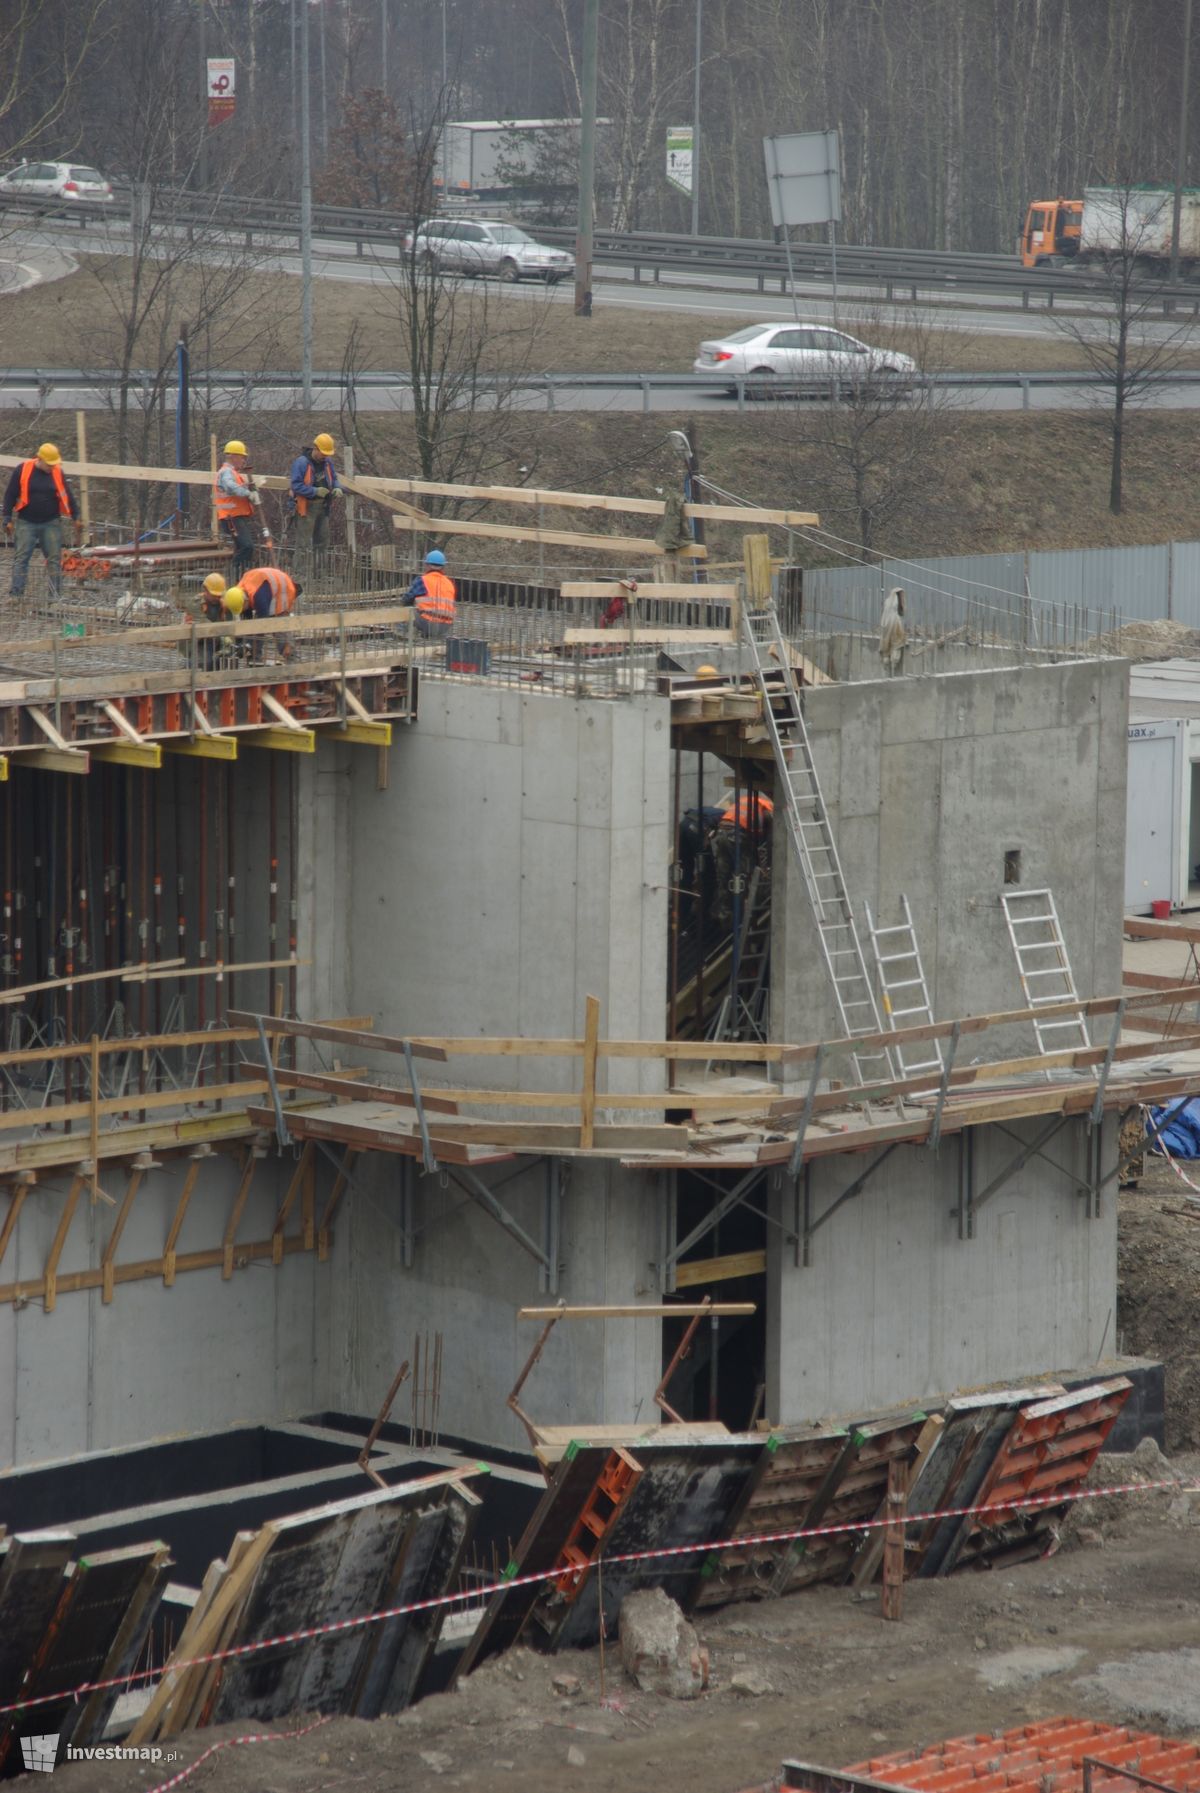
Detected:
left=288, top=432, right=342, bottom=565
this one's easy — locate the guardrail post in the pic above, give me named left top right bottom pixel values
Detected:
left=640, top=376, right=651, bottom=414
left=1021, top=377, right=1030, bottom=412
left=1022, top=289, right=1029, bottom=310
left=634, top=262, right=641, bottom=284
left=544, top=375, right=555, bottom=412
left=736, top=378, right=746, bottom=414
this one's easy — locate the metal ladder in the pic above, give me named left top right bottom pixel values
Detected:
left=741, top=603, right=892, bottom=1084
left=1000, top=887, right=1091, bottom=1059
left=863, top=894, right=944, bottom=1080
left=708, top=866, right=771, bottom=1044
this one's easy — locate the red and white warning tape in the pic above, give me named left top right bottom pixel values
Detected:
left=146, top=1715, right=332, bottom=1793
left=2, top=1473, right=1192, bottom=1732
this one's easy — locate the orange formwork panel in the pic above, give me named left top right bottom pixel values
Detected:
left=842, top=1723, right=1200, bottom=1793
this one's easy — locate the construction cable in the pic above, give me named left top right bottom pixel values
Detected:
left=0, top=1475, right=1192, bottom=1729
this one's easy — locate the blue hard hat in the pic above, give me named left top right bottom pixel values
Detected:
left=424, top=548, right=446, bottom=567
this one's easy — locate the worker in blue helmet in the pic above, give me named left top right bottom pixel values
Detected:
left=404, top=547, right=456, bottom=639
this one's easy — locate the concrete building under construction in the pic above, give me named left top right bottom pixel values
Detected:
left=0, top=450, right=1179, bottom=1754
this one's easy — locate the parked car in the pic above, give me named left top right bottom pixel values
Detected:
left=0, top=161, right=114, bottom=204
left=693, top=322, right=917, bottom=396
left=408, top=218, right=574, bottom=283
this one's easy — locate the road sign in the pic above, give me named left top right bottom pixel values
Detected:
left=207, top=58, right=236, bottom=128
left=666, top=126, right=693, bottom=197
left=762, top=129, right=841, bottom=228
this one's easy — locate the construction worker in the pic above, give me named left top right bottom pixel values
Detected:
left=3, top=442, right=80, bottom=602
left=288, top=433, right=342, bottom=564
left=404, top=548, right=456, bottom=639
left=198, top=574, right=245, bottom=668
left=213, top=440, right=261, bottom=581
left=227, top=567, right=302, bottom=663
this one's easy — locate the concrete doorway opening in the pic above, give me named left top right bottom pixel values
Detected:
left=661, top=1169, right=768, bottom=1429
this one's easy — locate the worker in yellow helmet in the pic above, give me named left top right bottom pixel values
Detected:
left=288, top=431, right=342, bottom=567
left=198, top=572, right=247, bottom=667
left=3, top=442, right=81, bottom=602
left=213, top=439, right=261, bottom=581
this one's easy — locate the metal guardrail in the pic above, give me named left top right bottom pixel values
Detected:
left=4, top=365, right=1200, bottom=416
left=6, top=187, right=1200, bottom=313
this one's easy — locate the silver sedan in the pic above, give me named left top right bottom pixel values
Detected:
left=693, top=323, right=917, bottom=397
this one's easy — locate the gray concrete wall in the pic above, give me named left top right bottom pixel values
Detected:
left=774, top=657, right=1129, bottom=1053
left=765, top=1114, right=1117, bottom=1420
left=0, top=1151, right=332, bottom=1468
left=330, top=1155, right=663, bottom=1454
left=341, top=682, right=671, bottom=1096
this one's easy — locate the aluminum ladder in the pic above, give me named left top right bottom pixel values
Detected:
left=863, top=894, right=944, bottom=1080
left=741, top=602, right=892, bottom=1084
left=708, top=867, right=771, bottom=1044
left=1000, top=887, right=1091, bottom=1059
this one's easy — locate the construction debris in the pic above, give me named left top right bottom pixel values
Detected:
left=618, top=1588, right=709, bottom=1699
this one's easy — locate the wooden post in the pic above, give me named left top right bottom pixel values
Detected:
left=579, top=994, right=601, bottom=1149
left=881, top=1455, right=908, bottom=1621
left=343, top=443, right=358, bottom=557
left=742, top=532, right=773, bottom=611
left=210, top=433, right=219, bottom=538
left=76, top=412, right=91, bottom=539
left=102, top=1168, right=143, bottom=1304
left=89, top=1033, right=100, bottom=1203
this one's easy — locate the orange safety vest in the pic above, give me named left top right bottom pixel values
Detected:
left=722, top=794, right=773, bottom=828
left=16, top=459, right=72, bottom=518
left=214, top=461, right=255, bottom=521
left=241, top=567, right=296, bottom=616
left=416, top=568, right=456, bottom=627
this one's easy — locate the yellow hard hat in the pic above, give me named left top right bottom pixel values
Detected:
left=223, top=439, right=248, bottom=457
left=696, top=664, right=720, bottom=680
left=312, top=432, right=335, bottom=455
left=37, top=442, right=61, bottom=465
left=203, top=573, right=227, bottom=597
left=224, top=586, right=246, bottom=616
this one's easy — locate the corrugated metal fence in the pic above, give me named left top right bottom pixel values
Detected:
left=794, top=538, right=1200, bottom=638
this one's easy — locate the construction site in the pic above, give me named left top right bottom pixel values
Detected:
left=0, top=440, right=1197, bottom=1793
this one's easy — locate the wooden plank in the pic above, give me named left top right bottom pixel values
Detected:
left=272, top=1142, right=314, bottom=1263
left=222, top=1150, right=258, bottom=1279
left=318, top=1147, right=356, bottom=1259
left=227, top=1009, right=440, bottom=1061
left=0, top=1076, right=267, bottom=1135
left=90, top=740, right=162, bottom=769
left=1121, top=969, right=1200, bottom=991
left=0, top=958, right=185, bottom=1008
left=1124, top=916, right=1200, bottom=942
left=127, top=1529, right=273, bottom=1745
left=392, top=514, right=706, bottom=559
left=18, top=746, right=89, bottom=774
left=44, top=1173, right=84, bottom=1312
left=518, top=1303, right=755, bottom=1319
left=162, top=1158, right=202, bottom=1286
left=880, top=1457, right=908, bottom=1621
left=560, top=582, right=738, bottom=600
left=0, top=1229, right=313, bottom=1307
left=674, top=1248, right=767, bottom=1287
left=163, top=734, right=239, bottom=761
left=562, top=628, right=735, bottom=645
left=236, top=1062, right=460, bottom=1115
left=579, top=995, right=601, bottom=1150
left=0, top=1179, right=30, bottom=1270
left=101, top=1167, right=143, bottom=1303
left=850, top=1413, right=943, bottom=1588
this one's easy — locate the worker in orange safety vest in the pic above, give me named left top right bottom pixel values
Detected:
left=226, top=567, right=302, bottom=664
left=721, top=793, right=774, bottom=829
left=3, top=442, right=80, bottom=601
left=213, top=439, right=261, bottom=580
left=404, top=548, right=456, bottom=638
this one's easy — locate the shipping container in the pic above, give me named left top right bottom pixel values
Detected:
left=1081, top=185, right=1200, bottom=261
left=440, top=118, right=591, bottom=194
left=1125, top=661, right=1200, bottom=912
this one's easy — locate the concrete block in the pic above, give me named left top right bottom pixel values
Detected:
left=618, top=1588, right=709, bottom=1698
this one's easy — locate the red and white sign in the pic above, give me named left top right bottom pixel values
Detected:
left=207, top=58, right=235, bottom=127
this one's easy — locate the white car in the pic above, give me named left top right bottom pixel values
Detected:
left=409, top=219, right=574, bottom=283
left=0, top=161, right=114, bottom=204
left=693, top=323, right=917, bottom=397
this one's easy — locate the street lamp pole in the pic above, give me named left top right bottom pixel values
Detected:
left=691, top=0, right=701, bottom=238
left=1172, top=0, right=1194, bottom=284
left=574, top=0, right=599, bottom=316
left=300, top=0, right=313, bottom=410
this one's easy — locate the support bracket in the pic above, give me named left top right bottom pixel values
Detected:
left=929, top=1021, right=961, bottom=1154
left=662, top=1166, right=766, bottom=1275
left=803, top=1142, right=899, bottom=1266
left=967, top=1113, right=1071, bottom=1219
left=402, top=1039, right=437, bottom=1175
left=256, top=1014, right=290, bottom=1148
left=539, top=1157, right=562, bottom=1296
left=446, top=1162, right=551, bottom=1273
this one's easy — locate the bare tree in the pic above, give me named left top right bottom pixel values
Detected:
left=338, top=112, right=550, bottom=515
left=770, top=309, right=969, bottom=554
left=0, top=0, right=109, bottom=166
left=1054, top=183, right=1197, bottom=514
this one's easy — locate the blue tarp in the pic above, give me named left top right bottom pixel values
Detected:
left=1147, top=1097, right=1200, bottom=1158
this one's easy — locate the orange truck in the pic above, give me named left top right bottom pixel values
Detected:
left=1019, top=197, right=1082, bottom=268
left=1021, top=186, right=1200, bottom=270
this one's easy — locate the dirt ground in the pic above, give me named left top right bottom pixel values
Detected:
left=60, top=1447, right=1200, bottom=1793
left=40, top=1172, right=1200, bottom=1793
